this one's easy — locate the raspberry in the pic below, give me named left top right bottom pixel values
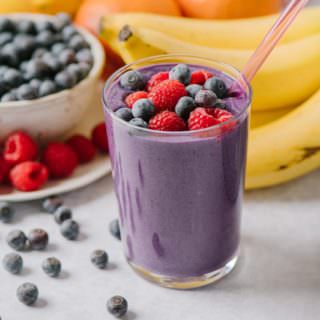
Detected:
left=149, top=111, right=186, bottom=131
left=0, top=156, right=11, bottom=184
left=146, top=72, right=169, bottom=92
left=148, top=80, right=187, bottom=112
left=43, top=143, right=78, bottom=179
left=211, top=108, right=234, bottom=123
left=10, top=161, right=48, bottom=192
left=91, top=123, right=108, bottom=153
left=125, top=91, right=148, bottom=108
left=66, top=134, right=96, bottom=164
left=190, top=70, right=213, bottom=85
left=188, top=108, right=220, bottom=130
left=3, top=131, right=38, bottom=166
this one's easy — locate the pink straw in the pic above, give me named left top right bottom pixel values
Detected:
left=243, top=0, right=310, bottom=82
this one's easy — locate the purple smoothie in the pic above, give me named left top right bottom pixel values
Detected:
left=104, top=63, right=250, bottom=278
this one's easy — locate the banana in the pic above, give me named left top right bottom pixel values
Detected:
left=246, top=87, right=320, bottom=189
left=250, top=107, right=292, bottom=128
left=101, top=25, right=320, bottom=111
left=100, top=7, right=320, bottom=49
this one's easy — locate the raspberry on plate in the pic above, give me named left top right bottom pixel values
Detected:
left=125, top=91, right=148, bottom=108
left=149, top=111, right=186, bottom=131
left=10, top=161, right=48, bottom=192
left=190, top=70, right=213, bottom=85
left=91, top=122, right=108, bottom=153
left=66, top=134, right=96, bottom=164
left=188, top=108, right=220, bottom=131
left=43, top=142, right=78, bottom=179
left=0, top=156, right=11, bottom=184
left=3, top=131, right=38, bottom=166
left=148, top=80, right=187, bottom=112
left=146, top=71, right=169, bottom=92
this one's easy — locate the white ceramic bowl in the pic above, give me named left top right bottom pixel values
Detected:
left=0, top=14, right=105, bottom=142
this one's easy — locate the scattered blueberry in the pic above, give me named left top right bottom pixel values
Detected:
left=215, top=100, right=228, bottom=110
left=204, top=77, right=228, bottom=99
left=75, top=49, right=93, bottom=66
left=120, top=70, right=145, bottom=90
left=6, top=230, right=27, bottom=251
left=3, top=69, right=23, bottom=88
left=42, top=257, right=61, bottom=277
left=132, top=99, right=155, bottom=121
left=107, top=296, right=128, bottom=318
left=54, top=206, right=72, bottom=224
left=195, top=89, right=217, bottom=107
left=17, top=283, right=39, bottom=306
left=39, top=80, right=57, bottom=97
left=60, top=219, right=79, bottom=240
left=90, top=250, right=109, bottom=269
left=109, top=219, right=121, bottom=240
left=115, top=107, right=133, bottom=122
left=129, top=118, right=148, bottom=128
left=42, top=196, right=63, bottom=213
left=28, top=229, right=49, bottom=250
left=16, top=84, right=38, bottom=100
left=169, top=63, right=191, bottom=85
left=69, top=34, right=89, bottom=51
left=0, top=202, right=14, bottom=223
left=2, top=252, right=23, bottom=274
left=186, top=84, right=202, bottom=98
left=55, top=71, right=77, bottom=90
left=175, top=96, right=196, bottom=120
left=1, top=91, right=17, bottom=102
left=58, top=49, right=76, bottom=66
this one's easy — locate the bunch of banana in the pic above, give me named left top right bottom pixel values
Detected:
left=99, top=8, right=320, bottom=189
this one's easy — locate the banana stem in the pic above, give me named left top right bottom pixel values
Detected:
left=243, top=0, right=310, bottom=82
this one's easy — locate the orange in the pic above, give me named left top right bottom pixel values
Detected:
left=176, top=0, right=282, bottom=19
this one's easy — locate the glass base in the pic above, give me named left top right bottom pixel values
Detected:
left=128, top=254, right=238, bottom=289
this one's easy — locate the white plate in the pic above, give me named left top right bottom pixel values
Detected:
left=0, top=90, right=112, bottom=202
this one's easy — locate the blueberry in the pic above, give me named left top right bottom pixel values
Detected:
left=69, top=34, right=89, bottom=52
left=59, top=49, right=76, bottom=66
left=55, top=71, right=77, bottom=90
left=129, top=118, right=148, bottom=128
left=28, top=229, right=49, bottom=250
left=186, top=84, right=202, bottom=98
left=16, top=84, right=38, bottom=100
left=42, top=196, right=63, bottom=213
left=62, top=25, right=78, bottom=41
left=132, top=99, right=155, bottom=121
left=0, top=65, right=9, bottom=76
left=3, top=69, right=23, bottom=88
left=204, top=77, right=228, bottom=99
left=13, top=34, right=37, bottom=60
left=0, top=81, right=7, bottom=96
left=19, top=61, right=28, bottom=73
left=75, top=49, right=93, bottom=66
left=78, top=62, right=91, bottom=79
left=195, top=89, right=217, bottom=107
left=38, top=80, right=57, bottom=98
left=36, top=30, right=56, bottom=48
left=175, top=96, right=196, bottom=120
left=42, top=257, right=61, bottom=277
left=90, top=250, right=109, bottom=269
left=17, top=20, right=36, bottom=34
left=0, top=202, right=14, bottom=223
left=35, top=20, right=56, bottom=33
left=24, top=59, right=51, bottom=80
left=32, top=48, right=49, bottom=59
left=42, top=54, right=62, bottom=74
left=109, top=219, right=121, bottom=240
left=6, top=230, right=27, bottom=251
left=0, top=18, right=16, bottom=32
left=2, top=253, right=23, bottom=274
left=0, top=32, right=13, bottom=46
left=215, top=100, right=228, bottom=110
left=120, top=70, right=145, bottom=90
left=169, top=63, right=191, bottom=85
left=1, top=91, right=17, bottom=102
left=60, top=219, right=79, bottom=240
left=54, top=206, right=72, bottom=224
left=55, top=13, right=71, bottom=31
left=67, top=63, right=83, bottom=82
left=115, top=107, right=133, bottom=122
left=17, top=283, right=39, bottom=306
left=51, top=42, right=67, bottom=55
left=107, top=296, right=128, bottom=318
left=1, top=43, right=19, bottom=67
left=29, top=79, right=41, bottom=94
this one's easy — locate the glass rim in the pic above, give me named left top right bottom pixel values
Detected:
left=103, top=54, right=252, bottom=136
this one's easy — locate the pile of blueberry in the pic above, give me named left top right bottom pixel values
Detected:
left=0, top=13, right=93, bottom=103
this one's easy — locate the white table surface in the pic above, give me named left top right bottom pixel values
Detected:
left=0, top=168, right=320, bottom=320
